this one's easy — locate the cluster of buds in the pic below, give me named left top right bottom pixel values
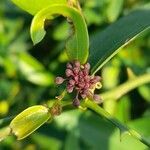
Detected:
left=55, top=61, right=102, bottom=107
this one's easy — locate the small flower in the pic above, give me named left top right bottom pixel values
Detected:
left=73, top=98, right=80, bottom=107
left=84, top=63, right=90, bottom=70
left=67, top=84, right=74, bottom=93
left=66, top=63, right=72, bottom=69
left=66, top=69, right=73, bottom=77
left=93, top=94, right=101, bottom=102
left=74, top=61, right=80, bottom=68
left=55, top=77, right=65, bottom=84
left=55, top=61, right=102, bottom=106
left=69, top=79, right=75, bottom=86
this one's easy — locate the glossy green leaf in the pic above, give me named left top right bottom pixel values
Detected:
left=89, top=10, right=150, bottom=74
left=30, top=4, right=89, bottom=64
left=11, top=0, right=67, bottom=15
left=16, top=52, right=54, bottom=86
left=10, top=105, right=50, bottom=140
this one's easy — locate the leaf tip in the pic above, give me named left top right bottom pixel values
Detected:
left=31, top=30, right=46, bottom=45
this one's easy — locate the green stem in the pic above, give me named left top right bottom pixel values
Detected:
left=100, top=73, right=150, bottom=100
left=83, top=99, right=150, bottom=147
left=47, top=99, right=72, bottom=108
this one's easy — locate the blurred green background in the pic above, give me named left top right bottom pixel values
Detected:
left=0, top=0, right=150, bottom=149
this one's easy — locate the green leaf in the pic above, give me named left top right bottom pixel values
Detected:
left=11, top=0, right=67, bottom=15
left=106, top=0, right=124, bottom=22
left=53, top=22, right=69, bottom=40
left=64, top=131, right=80, bottom=150
left=114, top=96, right=131, bottom=123
left=32, top=133, right=62, bottom=150
left=89, top=10, right=150, bottom=74
left=138, top=85, right=150, bottom=102
left=16, top=52, right=54, bottom=86
left=128, top=117, right=150, bottom=139
left=30, top=4, right=89, bottom=64
left=10, top=105, right=50, bottom=140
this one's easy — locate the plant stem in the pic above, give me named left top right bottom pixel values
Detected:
left=68, top=0, right=81, bottom=11
left=47, top=99, right=72, bottom=108
left=100, top=73, right=150, bottom=100
left=83, top=99, right=150, bottom=147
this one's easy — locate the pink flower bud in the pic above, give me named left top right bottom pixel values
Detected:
left=90, top=76, right=101, bottom=84
left=66, top=69, right=73, bottom=77
left=69, top=79, right=75, bottom=86
left=78, top=82, right=85, bottom=88
left=84, top=76, right=90, bottom=82
left=73, top=67, right=80, bottom=75
left=55, top=77, right=65, bottom=84
left=93, top=94, right=101, bottom=102
left=67, top=85, right=74, bottom=93
left=73, top=98, right=80, bottom=107
left=84, top=83, right=90, bottom=89
left=79, top=71, right=83, bottom=77
left=84, top=63, right=90, bottom=70
left=66, top=63, right=72, bottom=69
left=81, top=93, right=86, bottom=99
left=74, top=76, right=79, bottom=83
left=94, top=76, right=101, bottom=82
left=74, top=61, right=80, bottom=68
left=79, top=78, right=84, bottom=83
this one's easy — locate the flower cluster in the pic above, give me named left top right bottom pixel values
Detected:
left=55, top=61, right=102, bottom=106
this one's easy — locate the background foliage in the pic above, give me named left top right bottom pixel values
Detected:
left=0, top=0, right=150, bottom=149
